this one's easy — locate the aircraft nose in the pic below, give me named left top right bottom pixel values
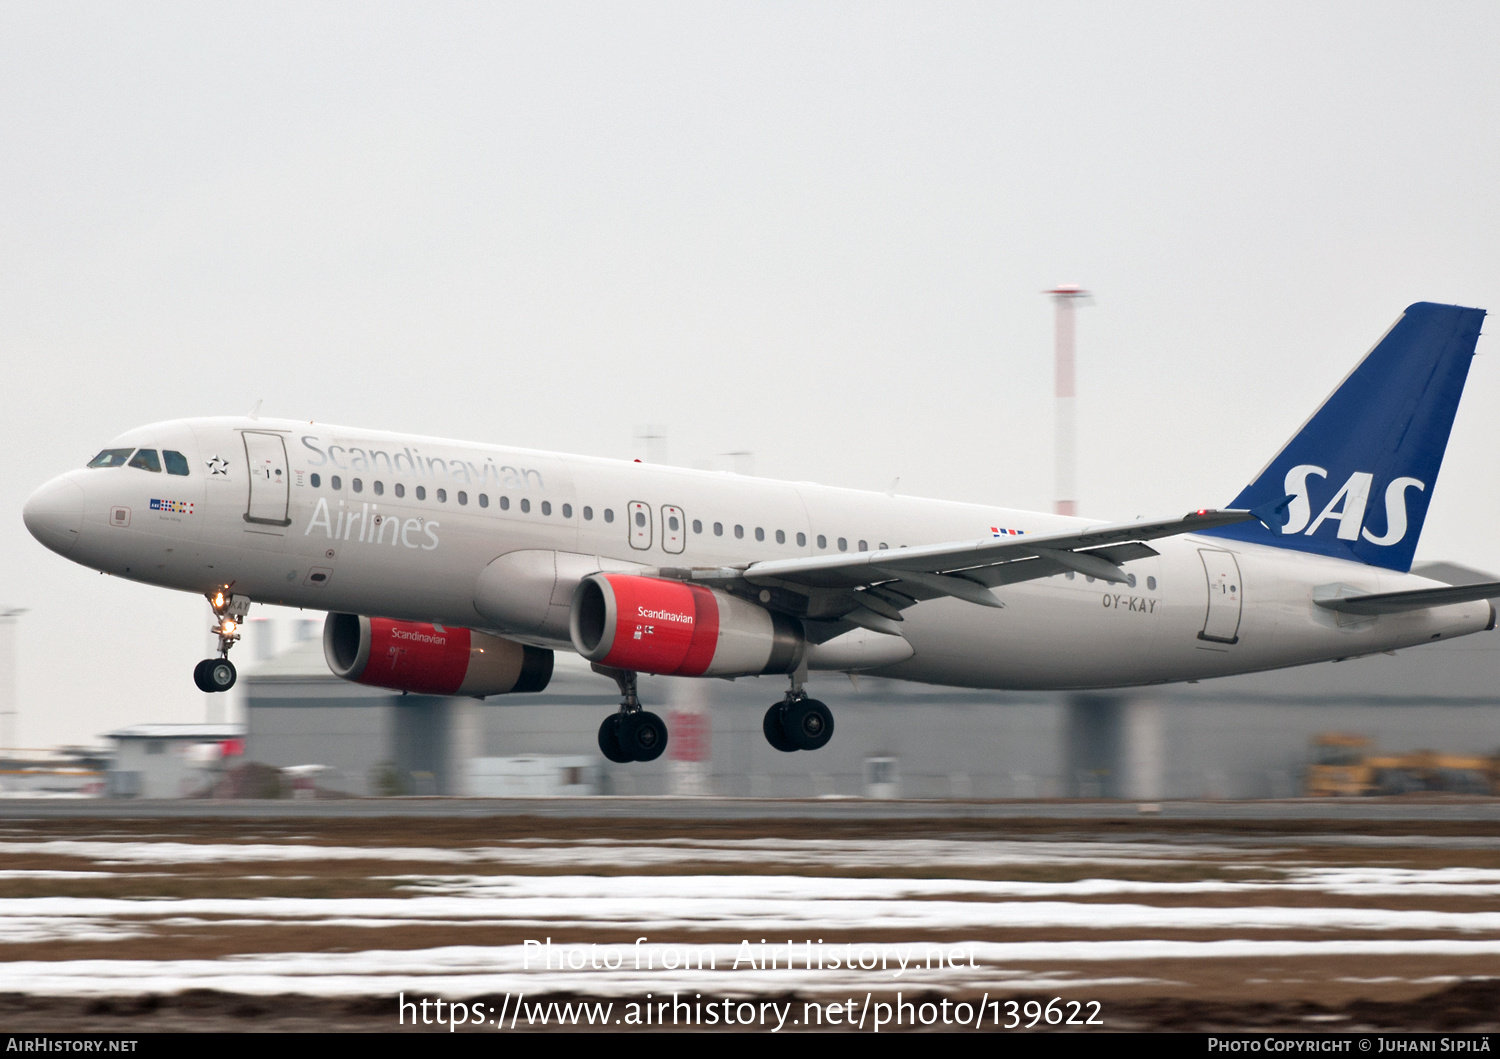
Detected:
left=23, top=476, right=85, bottom=557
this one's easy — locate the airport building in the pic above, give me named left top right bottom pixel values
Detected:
left=104, top=723, right=244, bottom=799
left=231, top=624, right=1500, bottom=800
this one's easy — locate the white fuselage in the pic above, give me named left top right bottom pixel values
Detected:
left=29, top=417, right=1494, bottom=690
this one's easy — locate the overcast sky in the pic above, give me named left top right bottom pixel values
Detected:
left=4, top=2, right=1499, bottom=748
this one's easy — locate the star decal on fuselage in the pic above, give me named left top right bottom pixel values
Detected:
left=206, top=456, right=230, bottom=476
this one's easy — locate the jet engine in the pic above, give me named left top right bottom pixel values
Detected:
left=323, top=613, right=553, bottom=697
left=569, top=573, right=804, bottom=677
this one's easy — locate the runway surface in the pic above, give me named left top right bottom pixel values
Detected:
left=5, top=796, right=1500, bottom=821
left=1, top=803, right=1499, bottom=1031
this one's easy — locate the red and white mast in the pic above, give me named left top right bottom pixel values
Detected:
left=1045, top=284, right=1090, bottom=517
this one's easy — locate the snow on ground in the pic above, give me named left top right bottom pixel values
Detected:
left=0, top=837, right=1238, bottom=870
left=4, top=875, right=1500, bottom=938
left=5, top=940, right=1500, bottom=998
left=5, top=833, right=1498, bottom=999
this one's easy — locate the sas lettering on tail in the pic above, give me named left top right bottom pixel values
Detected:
left=1280, top=466, right=1425, bottom=546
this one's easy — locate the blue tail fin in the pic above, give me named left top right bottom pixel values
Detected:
left=1205, top=302, right=1485, bottom=572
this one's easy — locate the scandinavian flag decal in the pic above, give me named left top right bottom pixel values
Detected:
left=991, top=526, right=1025, bottom=537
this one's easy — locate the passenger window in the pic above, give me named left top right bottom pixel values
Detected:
left=635, top=510, right=646, bottom=527
left=1127, top=573, right=1136, bottom=587
left=714, top=522, right=723, bottom=536
left=479, top=494, right=489, bottom=508
left=693, top=520, right=702, bottom=534
left=734, top=525, right=744, bottom=539
left=521, top=498, right=531, bottom=513
left=669, top=514, right=679, bottom=531
left=128, top=449, right=161, bottom=472
left=796, top=532, right=806, bottom=546
left=310, top=473, right=321, bottom=488
left=353, top=478, right=363, bottom=493
left=603, top=508, right=613, bottom=523
left=1147, top=576, right=1157, bottom=591
left=776, top=530, right=785, bottom=544
left=562, top=503, right=572, bottom=518
left=858, top=540, right=867, bottom=552
left=817, top=535, right=826, bottom=549
left=436, top=488, right=447, bottom=502
left=879, top=542, right=888, bottom=550
left=163, top=450, right=190, bottom=476
left=414, top=485, right=424, bottom=500
left=374, top=481, right=384, bottom=496
left=458, top=491, right=468, bottom=505
left=755, top=527, right=765, bottom=542
left=500, top=496, right=510, bottom=510
left=395, top=483, right=405, bottom=498
left=838, top=538, right=847, bottom=552
left=332, top=475, right=343, bottom=491
left=583, top=506, right=593, bottom=520
left=541, top=501, right=552, bottom=516
left=87, top=449, right=134, bottom=468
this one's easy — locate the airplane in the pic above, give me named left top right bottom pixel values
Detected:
left=22, top=302, right=1500, bottom=764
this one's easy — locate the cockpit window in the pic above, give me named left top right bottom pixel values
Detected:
left=163, top=450, right=190, bottom=476
left=87, top=449, right=134, bottom=468
left=128, top=449, right=162, bottom=472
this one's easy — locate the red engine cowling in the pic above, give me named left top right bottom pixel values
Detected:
left=323, top=614, right=553, bottom=697
left=569, top=573, right=804, bottom=677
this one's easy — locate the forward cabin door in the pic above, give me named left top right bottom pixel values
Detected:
left=1197, top=548, right=1242, bottom=644
left=242, top=431, right=292, bottom=530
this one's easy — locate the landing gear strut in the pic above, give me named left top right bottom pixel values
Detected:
left=764, top=669, right=834, bottom=752
left=593, top=665, right=668, bottom=764
left=194, top=590, right=249, bottom=694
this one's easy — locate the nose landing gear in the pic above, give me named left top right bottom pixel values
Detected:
left=193, top=590, right=249, bottom=694
left=593, top=665, right=669, bottom=764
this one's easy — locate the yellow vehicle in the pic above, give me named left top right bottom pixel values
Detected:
left=1305, top=733, right=1500, bottom=796
left=1306, top=733, right=1377, bottom=797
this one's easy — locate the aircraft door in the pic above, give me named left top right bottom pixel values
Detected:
left=242, top=431, right=292, bottom=529
left=1197, top=548, right=1242, bottom=644
left=627, top=501, right=652, bottom=550
left=661, top=505, right=685, bottom=554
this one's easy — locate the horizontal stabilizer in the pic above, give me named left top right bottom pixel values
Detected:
left=1314, top=581, right=1500, bottom=616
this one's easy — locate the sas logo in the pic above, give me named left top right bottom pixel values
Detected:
left=1280, top=465, right=1424, bottom=546
left=991, top=526, right=1027, bottom=537
left=150, top=499, right=195, bottom=514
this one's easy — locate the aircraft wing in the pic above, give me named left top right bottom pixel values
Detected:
left=673, top=508, right=1258, bottom=634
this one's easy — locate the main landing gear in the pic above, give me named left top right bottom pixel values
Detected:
left=193, top=590, right=249, bottom=694
left=763, top=674, right=835, bottom=753
left=594, top=666, right=669, bottom=764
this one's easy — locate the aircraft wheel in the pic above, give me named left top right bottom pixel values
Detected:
left=784, top=697, right=834, bottom=751
left=619, top=711, right=668, bottom=762
left=762, top=703, right=798, bottom=753
left=192, top=659, right=215, bottom=693
left=206, top=658, right=237, bottom=693
left=598, top=714, right=633, bottom=764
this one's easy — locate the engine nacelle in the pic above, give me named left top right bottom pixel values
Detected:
left=323, top=613, right=553, bottom=697
left=570, top=573, right=804, bottom=677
